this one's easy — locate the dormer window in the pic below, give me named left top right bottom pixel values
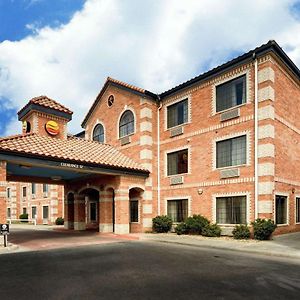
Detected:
left=93, top=124, right=105, bottom=143
left=119, top=110, right=134, bottom=138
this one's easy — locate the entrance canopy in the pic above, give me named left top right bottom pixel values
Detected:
left=0, top=133, right=149, bottom=184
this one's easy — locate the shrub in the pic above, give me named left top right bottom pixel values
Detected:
left=232, top=224, right=251, bottom=240
left=251, top=218, right=277, bottom=240
left=152, top=215, right=173, bottom=233
left=19, top=213, right=28, bottom=223
left=184, top=215, right=210, bottom=234
left=55, top=217, right=64, bottom=225
left=175, top=222, right=188, bottom=235
left=202, top=223, right=221, bottom=237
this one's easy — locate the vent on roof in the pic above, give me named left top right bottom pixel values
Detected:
left=220, top=108, right=240, bottom=122
left=120, top=136, right=131, bottom=146
left=170, top=176, right=184, bottom=185
left=170, top=126, right=184, bottom=137
left=220, top=168, right=240, bottom=179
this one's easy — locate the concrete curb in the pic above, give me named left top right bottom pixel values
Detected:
left=139, top=235, right=300, bottom=260
left=0, top=243, right=19, bottom=254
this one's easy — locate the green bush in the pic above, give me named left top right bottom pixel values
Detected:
left=175, top=222, right=188, bottom=235
left=202, top=223, right=221, bottom=237
left=19, top=213, right=28, bottom=223
left=251, top=218, right=277, bottom=240
left=55, top=217, right=64, bottom=225
left=232, top=224, right=251, bottom=239
left=152, top=215, right=173, bottom=233
left=184, top=215, right=210, bottom=234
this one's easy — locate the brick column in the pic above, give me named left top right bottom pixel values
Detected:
left=0, top=161, right=7, bottom=223
left=257, top=61, right=275, bottom=219
left=99, top=189, right=114, bottom=233
left=114, top=188, right=129, bottom=234
left=74, top=193, right=86, bottom=230
left=64, top=191, right=74, bottom=230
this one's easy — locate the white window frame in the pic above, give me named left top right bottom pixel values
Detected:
left=164, top=145, right=191, bottom=178
left=7, top=187, right=11, bottom=199
left=91, top=120, right=106, bottom=143
left=164, top=95, right=192, bottom=131
left=212, top=69, right=250, bottom=115
left=164, top=196, right=192, bottom=223
left=22, top=186, right=27, bottom=199
left=294, top=195, right=300, bottom=225
left=213, top=131, right=251, bottom=170
left=274, top=192, right=289, bottom=226
left=117, top=106, right=136, bottom=139
left=212, top=192, right=250, bottom=226
left=31, top=205, right=37, bottom=219
left=42, top=205, right=49, bottom=220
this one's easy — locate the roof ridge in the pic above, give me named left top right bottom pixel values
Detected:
left=0, top=132, right=35, bottom=141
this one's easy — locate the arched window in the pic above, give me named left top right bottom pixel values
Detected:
left=93, top=124, right=104, bottom=143
left=119, top=110, right=134, bottom=138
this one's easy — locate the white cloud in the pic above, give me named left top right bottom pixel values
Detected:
left=0, top=0, right=300, bottom=135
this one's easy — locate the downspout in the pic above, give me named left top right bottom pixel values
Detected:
left=254, top=53, right=259, bottom=220
left=157, top=96, right=162, bottom=216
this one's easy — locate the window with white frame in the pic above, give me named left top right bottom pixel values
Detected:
left=296, top=197, right=300, bottom=223
left=92, top=124, right=104, bottom=143
left=167, top=149, right=188, bottom=176
left=167, top=199, right=188, bottom=222
left=216, top=196, right=246, bottom=224
left=216, top=135, right=246, bottom=168
left=275, top=195, right=287, bottom=224
left=43, top=184, right=48, bottom=194
left=130, top=200, right=139, bottom=223
left=22, top=186, right=27, bottom=198
left=32, top=206, right=37, bottom=219
left=216, top=75, right=246, bottom=112
left=119, top=110, right=134, bottom=138
left=7, top=188, right=11, bottom=198
left=31, top=183, right=36, bottom=195
left=167, top=99, right=188, bottom=129
left=7, top=207, right=11, bottom=218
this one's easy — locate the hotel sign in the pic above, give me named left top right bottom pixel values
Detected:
left=60, top=162, right=84, bottom=169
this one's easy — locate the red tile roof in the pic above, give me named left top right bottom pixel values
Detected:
left=0, top=133, right=148, bottom=173
left=18, top=96, right=73, bottom=116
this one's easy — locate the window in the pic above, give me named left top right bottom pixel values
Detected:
left=7, top=208, right=11, bottom=218
left=296, top=198, right=300, bottom=223
left=7, top=188, right=11, bottom=198
left=32, top=206, right=37, bottom=219
left=108, top=95, right=114, bottom=107
left=167, top=99, right=188, bottom=129
left=130, top=200, right=139, bottom=223
left=216, top=196, right=246, bottom=224
left=216, top=135, right=246, bottom=168
left=167, top=149, right=188, bottom=176
left=92, top=124, right=104, bottom=143
left=31, top=183, right=36, bottom=195
left=43, top=206, right=49, bottom=219
left=22, top=207, right=27, bottom=215
left=119, top=110, right=134, bottom=138
left=43, top=184, right=48, bottom=194
left=276, top=195, right=287, bottom=224
left=216, top=75, right=246, bottom=112
left=167, top=199, right=188, bottom=222
left=22, top=186, right=27, bottom=198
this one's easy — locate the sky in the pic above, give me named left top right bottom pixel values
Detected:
left=0, top=0, right=300, bottom=136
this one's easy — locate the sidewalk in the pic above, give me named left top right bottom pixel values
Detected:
left=137, top=232, right=300, bottom=259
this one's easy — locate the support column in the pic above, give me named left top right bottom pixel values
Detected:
left=64, top=192, right=74, bottom=230
left=99, top=189, right=114, bottom=233
left=74, top=193, right=86, bottom=230
left=0, top=161, right=7, bottom=223
left=114, top=188, right=129, bottom=234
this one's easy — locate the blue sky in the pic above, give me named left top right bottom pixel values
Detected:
left=0, top=0, right=300, bottom=136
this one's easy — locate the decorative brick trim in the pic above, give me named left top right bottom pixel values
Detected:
left=140, top=107, right=152, bottom=119
left=258, top=86, right=275, bottom=102
left=140, top=121, right=152, bottom=132
left=258, top=105, right=274, bottom=120
left=143, top=204, right=152, bottom=214
left=258, top=143, right=275, bottom=158
left=212, top=130, right=251, bottom=170
left=140, top=149, right=153, bottom=160
left=258, top=163, right=275, bottom=176
left=275, top=177, right=300, bottom=187
left=258, top=200, right=273, bottom=214
left=258, top=181, right=274, bottom=195
left=160, top=115, right=253, bottom=145
left=140, top=135, right=153, bottom=145
left=275, top=114, right=300, bottom=135
left=258, top=124, right=274, bottom=139
left=258, top=67, right=275, bottom=83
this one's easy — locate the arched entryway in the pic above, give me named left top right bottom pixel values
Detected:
left=79, top=188, right=100, bottom=231
left=129, top=187, right=144, bottom=233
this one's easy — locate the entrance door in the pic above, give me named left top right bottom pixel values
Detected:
left=43, top=206, right=49, bottom=224
left=89, top=202, right=97, bottom=223
left=32, top=206, right=37, bottom=220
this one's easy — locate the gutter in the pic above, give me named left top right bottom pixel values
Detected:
left=254, top=53, right=259, bottom=220
left=157, top=96, right=162, bottom=215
